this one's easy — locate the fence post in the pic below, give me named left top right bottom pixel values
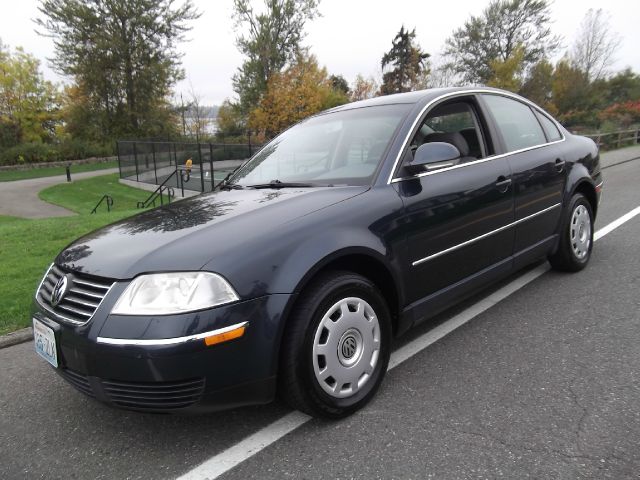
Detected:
left=198, top=143, right=205, bottom=192
left=133, top=142, right=139, bottom=181
left=209, top=143, right=215, bottom=191
left=116, top=141, right=122, bottom=178
left=248, top=132, right=252, bottom=157
left=617, top=132, right=623, bottom=149
left=152, top=142, right=158, bottom=184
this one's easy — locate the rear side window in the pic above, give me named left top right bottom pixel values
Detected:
left=534, top=110, right=563, bottom=142
left=482, top=95, right=546, bottom=152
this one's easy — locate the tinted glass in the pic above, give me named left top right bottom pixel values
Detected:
left=483, top=95, right=546, bottom=152
left=534, top=110, right=562, bottom=141
left=230, top=105, right=410, bottom=186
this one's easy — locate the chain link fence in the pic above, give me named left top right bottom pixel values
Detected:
left=117, top=140, right=261, bottom=192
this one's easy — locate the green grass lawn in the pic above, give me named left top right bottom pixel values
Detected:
left=0, top=173, right=152, bottom=335
left=39, top=173, right=149, bottom=213
left=0, top=160, right=118, bottom=182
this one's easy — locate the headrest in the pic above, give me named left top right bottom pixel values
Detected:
left=423, top=132, right=469, bottom=157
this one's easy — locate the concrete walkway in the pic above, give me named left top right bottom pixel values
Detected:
left=0, top=168, right=119, bottom=219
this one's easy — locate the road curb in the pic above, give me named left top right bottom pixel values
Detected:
left=0, top=327, right=33, bottom=349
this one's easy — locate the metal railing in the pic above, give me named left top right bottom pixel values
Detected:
left=136, top=170, right=177, bottom=209
left=90, top=195, right=113, bottom=214
left=583, top=128, right=640, bottom=150
left=117, top=139, right=262, bottom=193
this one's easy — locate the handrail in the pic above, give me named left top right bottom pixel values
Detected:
left=90, top=195, right=114, bottom=214
left=137, top=169, right=177, bottom=209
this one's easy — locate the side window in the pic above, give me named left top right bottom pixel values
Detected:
left=534, top=110, right=563, bottom=142
left=410, top=101, right=486, bottom=160
left=483, top=95, right=546, bottom=152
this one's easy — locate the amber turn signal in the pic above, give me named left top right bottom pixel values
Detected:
left=204, top=325, right=246, bottom=346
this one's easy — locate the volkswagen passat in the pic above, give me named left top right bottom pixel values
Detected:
left=33, top=87, right=602, bottom=418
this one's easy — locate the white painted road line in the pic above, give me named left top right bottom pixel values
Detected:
left=594, top=206, right=640, bottom=241
left=177, top=206, right=640, bottom=480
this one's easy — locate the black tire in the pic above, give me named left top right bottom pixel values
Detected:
left=549, top=193, right=594, bottom=272
left=279, top=271, right=392, bottom=419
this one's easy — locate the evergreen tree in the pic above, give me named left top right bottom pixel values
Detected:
left=380, top=26, right=429, bottom=95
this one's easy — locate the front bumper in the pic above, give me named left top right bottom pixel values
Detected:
left=32, top=293, right=293, bottom=413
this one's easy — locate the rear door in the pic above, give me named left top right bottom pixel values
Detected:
left=394, top=95, right=515, bottom=306
left=479, top=94, right=566, bottom=262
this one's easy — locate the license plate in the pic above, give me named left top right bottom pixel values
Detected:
left=33, top=319, right=58, bottom=368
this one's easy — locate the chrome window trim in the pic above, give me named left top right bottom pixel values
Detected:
left=387, top=88, right=566, bottom=184
left=412, top=203, right=561, bottom=266
left=96, top=321, right=249, bottom=346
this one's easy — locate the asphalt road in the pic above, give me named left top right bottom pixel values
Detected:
left=1, top=159, right=640, bottom=479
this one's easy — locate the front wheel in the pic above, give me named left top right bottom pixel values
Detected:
left=549, top=193, right=594, bottom=272
left=279, top=271, right=392, bottom=419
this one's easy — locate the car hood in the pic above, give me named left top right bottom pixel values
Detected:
left=56, top=186, right=368, bottom=279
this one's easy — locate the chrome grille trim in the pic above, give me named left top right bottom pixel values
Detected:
left=35, top=263, right=115, bottom=326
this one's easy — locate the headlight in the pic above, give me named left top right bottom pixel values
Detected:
left=112, top=272, right=239, bottom=315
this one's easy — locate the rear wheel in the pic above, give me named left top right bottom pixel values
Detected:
left=549, top=193, right=594, bottom=272
left=279, top=271, right=392, bottom=418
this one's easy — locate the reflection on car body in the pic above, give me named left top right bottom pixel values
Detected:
left=32, top=87, right=602, bottom=418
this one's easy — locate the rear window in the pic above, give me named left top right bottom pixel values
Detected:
left=534, top=110, right=563, bottom=142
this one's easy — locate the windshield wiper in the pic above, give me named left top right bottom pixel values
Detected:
left=247, top=180, right=318, bottom=189
left=219, top=183, right=244, bottom=190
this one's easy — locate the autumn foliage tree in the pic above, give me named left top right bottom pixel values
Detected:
left=248, top=54, right=348, bottom=139
left=0, top=42, right=60, bottom=148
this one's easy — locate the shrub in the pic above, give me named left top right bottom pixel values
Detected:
left=0, top=140, right=114, bottom=166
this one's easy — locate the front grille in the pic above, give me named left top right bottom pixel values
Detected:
left=102, top=378, right=206, bottom=410
left=36, top=264, right=113, bottom=326
left=59, top=369, right=94, bottom=398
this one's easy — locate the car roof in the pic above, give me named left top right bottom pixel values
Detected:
left=327, top=86, right=526, bottom=112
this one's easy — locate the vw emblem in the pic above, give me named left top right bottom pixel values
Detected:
left=51, top=275, right=69, bottom=307
left=341, top=335, right=357, bottom=359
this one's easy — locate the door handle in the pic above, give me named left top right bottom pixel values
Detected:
left=495, top=176, right=512, bottom=193
left=555, top=158, right=566, bottom=172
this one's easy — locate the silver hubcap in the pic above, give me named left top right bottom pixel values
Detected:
left=570, top=204, right=591, bottom=260
left=312, top=297, right=381, bottom=398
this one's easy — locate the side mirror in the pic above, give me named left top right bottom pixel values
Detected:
left=404, top=142, right=461, bottom=175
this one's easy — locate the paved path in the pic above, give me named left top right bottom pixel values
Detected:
left=0, top=168, right=119, bottom=219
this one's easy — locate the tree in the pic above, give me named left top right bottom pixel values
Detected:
left=330, top=75, right=350, bottom=96
left=380, top=26, right=429, bottom=95
left=350, top=74, right=378, bottom=102
left=444, top=0, right=560, bottom=85
left=185, top=86, right=210, bottom=140
left=552, top=59, right=592, bottom=126
left=0, top=41, right=60, bottom=147
left=600, top=69, right=640, bottom=105
left=487, top=45, right=526, bottom=92
left=36, top=0, right=199, bottom=141
left=571, top=9, right=622, bottom=82
left=232, top=0, right=320, bottom=116
left=520, top=59, right=556, bottom=113
left=217, top=99, right=246, bottom=137
left=248, top=54, right=348, bottom=139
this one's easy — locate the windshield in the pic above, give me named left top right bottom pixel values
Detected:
left=229, top=104, right=411, bottom=187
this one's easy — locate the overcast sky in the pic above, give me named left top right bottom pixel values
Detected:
left=1, top=0, right=639, bottom=105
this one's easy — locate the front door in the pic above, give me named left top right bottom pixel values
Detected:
left=394, top=96, right=515, bottom=306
